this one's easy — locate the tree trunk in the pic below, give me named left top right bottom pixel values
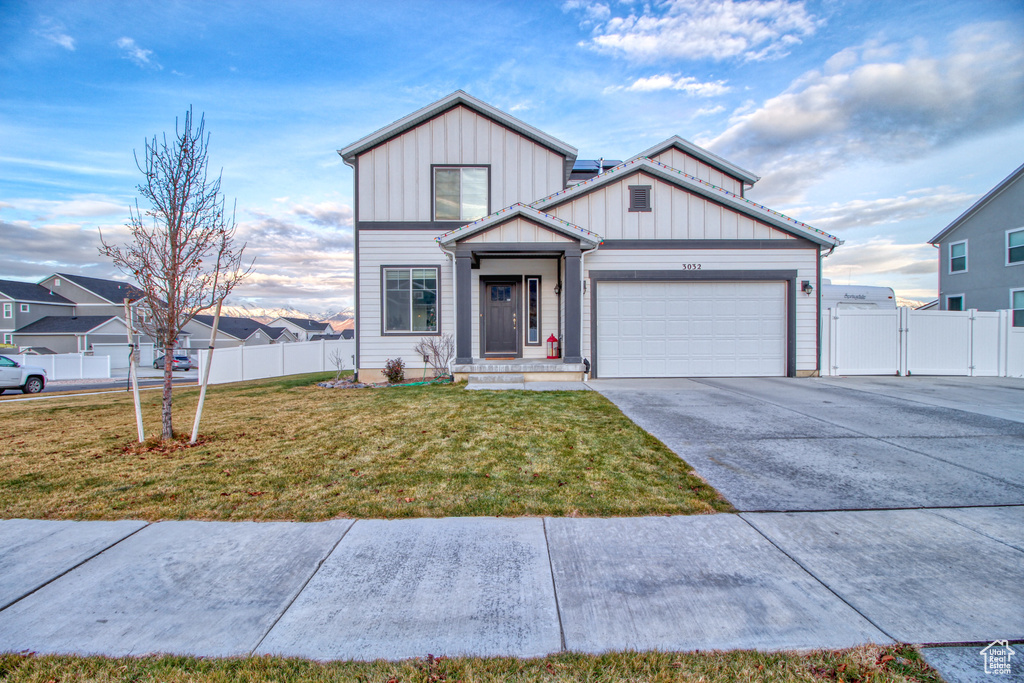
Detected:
left=162, top=342, right=175, bottom=440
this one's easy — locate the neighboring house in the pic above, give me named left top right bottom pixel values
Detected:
left=0, top=279, right=75, bottom=347
left=340, top=91, right=842, bottom=382
left=928, top=162, right=1024, bottom=322
left=268, top=316, right=334, bottom=341
left=187, top=315, right=295, bottom=348
left=12, top=316, right=129, bottom=354
left=38, top=273, right=148, bottom=317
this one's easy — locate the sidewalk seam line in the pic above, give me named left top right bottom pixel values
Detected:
left=737, top=513, right=898, bottom=643
left=541, top=518, right=567, bottom=652
left=874, top=436, right=1024, bottom=492
left=919, top=509, right=1024, bottom=554
left=0, top=521, right=151, bottom=614
left=250, top=519, right=356, bottom=655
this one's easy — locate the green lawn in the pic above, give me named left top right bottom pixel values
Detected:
left=0, top=374, right=732, bottom=520
left=0, top=645, right=943, bottom=682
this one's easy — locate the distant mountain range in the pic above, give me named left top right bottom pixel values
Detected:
left=217, top=303, right=354, bottom=328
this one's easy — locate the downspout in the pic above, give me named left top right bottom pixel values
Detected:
left=580, top=241, right=600, bottom=377
left=438, top=240, right=457, bottom=377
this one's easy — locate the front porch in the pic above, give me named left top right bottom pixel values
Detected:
left=452, top=358, right=588, bottom=385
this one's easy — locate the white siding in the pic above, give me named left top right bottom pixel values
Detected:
left=552, top=172, right=795, bottom=241
left=357, top=230, right=454, bottom=370
left=582, top=248, right=819, bottom=373
left=357, top=105, right=566, bottom=222
left=651, top=148, right=744, bottom=195
left=464, top=217, right=574, bottom=244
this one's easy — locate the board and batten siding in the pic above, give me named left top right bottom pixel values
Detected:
left=357, top=105, right=566, bottom=222
left=464, top=217, right=574, bottom=244
left=358, top=230, right=454, bottom=371
left=551, top=172, right=794, bottom=241
left=582, top=248, right=819, bottom=373
left=650, top=148, right=744, bottom=195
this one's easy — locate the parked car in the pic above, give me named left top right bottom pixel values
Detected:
left=154, top=354, right=193, bottom=371
left=0, top=354, right=47, bottom=394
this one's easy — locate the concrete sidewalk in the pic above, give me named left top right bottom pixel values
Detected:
left=1, top=509, right=1021, bottom=671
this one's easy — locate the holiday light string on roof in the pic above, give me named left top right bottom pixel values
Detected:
left=434, top=156, right=839, bottom=244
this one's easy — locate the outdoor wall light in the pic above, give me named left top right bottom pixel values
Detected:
left=801, top=280, right=814, bottom=295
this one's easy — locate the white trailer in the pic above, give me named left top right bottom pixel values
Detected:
left=820, top=279, right=896, bottom=310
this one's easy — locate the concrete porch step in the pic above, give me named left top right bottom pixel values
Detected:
left=467, top=373, right=526, bottom=384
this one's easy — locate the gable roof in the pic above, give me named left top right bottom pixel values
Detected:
left=15, top=315, right=121, bottom=335
left=310, top=332, right=343, bottom=341
left=192, top=315, right=278, bottom=341
left=274, top=316, right=331, bottom=332
left=339, top=91, right=579, bottom=183
left=53, top=273, right=147, bottom=304
left=929, top=162, right=1024, bottom=244
left=0, top=279, right=74, bottom=305
left=531, top=157, right=842, bottom=248
left=631, top=136, right=760, bottom=187
left=436, top=203, right=602, bottom=248
left=263, top=326, right=292, bottom=341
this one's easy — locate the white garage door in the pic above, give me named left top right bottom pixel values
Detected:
left=596, top=281, right=787, bottom=377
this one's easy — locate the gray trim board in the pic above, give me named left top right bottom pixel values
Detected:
left=562, top=254, right=582, bottom=363
left=429, top=164, right=492, bottom=222
left=358, top=221, right=467, bottom=231
left=378, top=265, right=442, bottom=337
left=587, top=269, right=798, bottom=379
left=599, top=239, right=817, bottom=250
left=354, top=157, right=360, bottom=374
left=455, top=256, right=473, bottom=363
left=456, top=243, right=581, bottom=257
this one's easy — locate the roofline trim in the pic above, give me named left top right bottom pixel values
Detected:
left=435, top=203, right=602, bottom=247
left=629, top=136, right=760, bottom=185
left=928, top=161, right=1024, bottom=244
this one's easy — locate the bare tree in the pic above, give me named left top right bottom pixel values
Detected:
left=413, top=334, right=455, bottom=378
left=101, top=107, right=251, bottom=441
left=328, top=348, right=347, bottom=381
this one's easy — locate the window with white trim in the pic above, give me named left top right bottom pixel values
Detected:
left=1008, top=228, right=1024, bottom=266
left=434, top=167, right=488, bottom=221
left=384, top=267, right=438, bottom=333
left=2, top=303, right=11, bottom=318
left=2, top=333, right=12, bottom=345
left=1012, top=289, right=1024, bottom=327
left=946, top=294, right=964, bottom=311
left=949, top=240, right=967, bottom=273
left=20, top=303, right=29, bottom=313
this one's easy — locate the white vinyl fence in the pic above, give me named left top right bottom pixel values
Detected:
left=822, top=308, right=1024, bottom=377
left=197, top=339, right=355, bottom=385
left=7, top=353, right=111, bottom=380
left=91, top=343, right=156, bottom=369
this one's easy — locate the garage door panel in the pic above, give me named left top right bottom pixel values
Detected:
left=597, top=280, right=786, bottom=378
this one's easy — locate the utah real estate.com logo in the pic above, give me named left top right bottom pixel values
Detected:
left=980, top=640, right=1015, bottom=676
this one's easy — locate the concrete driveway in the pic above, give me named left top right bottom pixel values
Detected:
left=588, top=376, right=1024, bottom=512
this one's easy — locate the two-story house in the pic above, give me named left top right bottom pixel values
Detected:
left=340, top=91, right=842, bottom=383
left=928, top=162, right=1024, bottom=323
left=0, top=279, right=76, bottom=347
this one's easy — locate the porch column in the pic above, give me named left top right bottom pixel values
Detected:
left=563, top=252, right=582, bottom=363
left=455, top=254, right=473, bottom=364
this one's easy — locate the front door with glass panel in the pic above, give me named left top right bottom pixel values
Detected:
left=483, top=281, right=519, bottom=356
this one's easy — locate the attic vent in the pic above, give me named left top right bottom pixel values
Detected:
left=628, top=185, right=652, bottom=212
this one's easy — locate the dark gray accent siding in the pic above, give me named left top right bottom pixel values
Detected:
left=562, top=254, right=582, bottom=363
left=588, top=269, right=798, bottom=378
left=599, top=239, right=816, bottom=250
left=455, top=256, right=473, bottom=363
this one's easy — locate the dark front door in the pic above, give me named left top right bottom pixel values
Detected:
left=483, top=281, right=519, bottom=356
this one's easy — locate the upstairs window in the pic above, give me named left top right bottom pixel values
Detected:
left=1008, top=228, right=1024, bottom=265
left=434, top=167, right=488, bottom=221
left=949, top=240, right=967, bottom=273
left=629, top=185, right=652, bottom=212
left=2, top=303, right=11, bottom=318
left=20, top=304, right=29, bottom=313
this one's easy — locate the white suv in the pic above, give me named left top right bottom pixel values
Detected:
left=0, top=355, right=47, bottom=394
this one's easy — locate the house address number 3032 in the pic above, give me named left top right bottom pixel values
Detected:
left=681, top=263, right=702, bottom=270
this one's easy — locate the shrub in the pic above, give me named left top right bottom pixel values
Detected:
left=413, top=334, right=455, bottom=378
left=382, top=357, right=405, bottom=384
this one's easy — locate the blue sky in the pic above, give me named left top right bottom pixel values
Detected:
left=2, top=0, right=1023, bottom=312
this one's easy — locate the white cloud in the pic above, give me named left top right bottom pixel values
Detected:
left=705, top=23, right=1024, bottom=203
left=800, top=188, right=977, bottom=232
left=567, top=0, right=820, bottom=62
left=116, top=37, right=160, bottom=69
left=694, top=105, right=726, bottom=117
left=37, top=21, right=75, bottom=51
left=3, top=195, right=129, bottom=221
left=823, top=237, right=937, bottom=283
left=291, top=201, right=353, bottom=228
left=607, top=74, right=731, bottom=96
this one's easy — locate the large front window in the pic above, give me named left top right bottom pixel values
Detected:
left=434, top=167, right=488, bottom=221
left=384, top=267, right=438, bottom=333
